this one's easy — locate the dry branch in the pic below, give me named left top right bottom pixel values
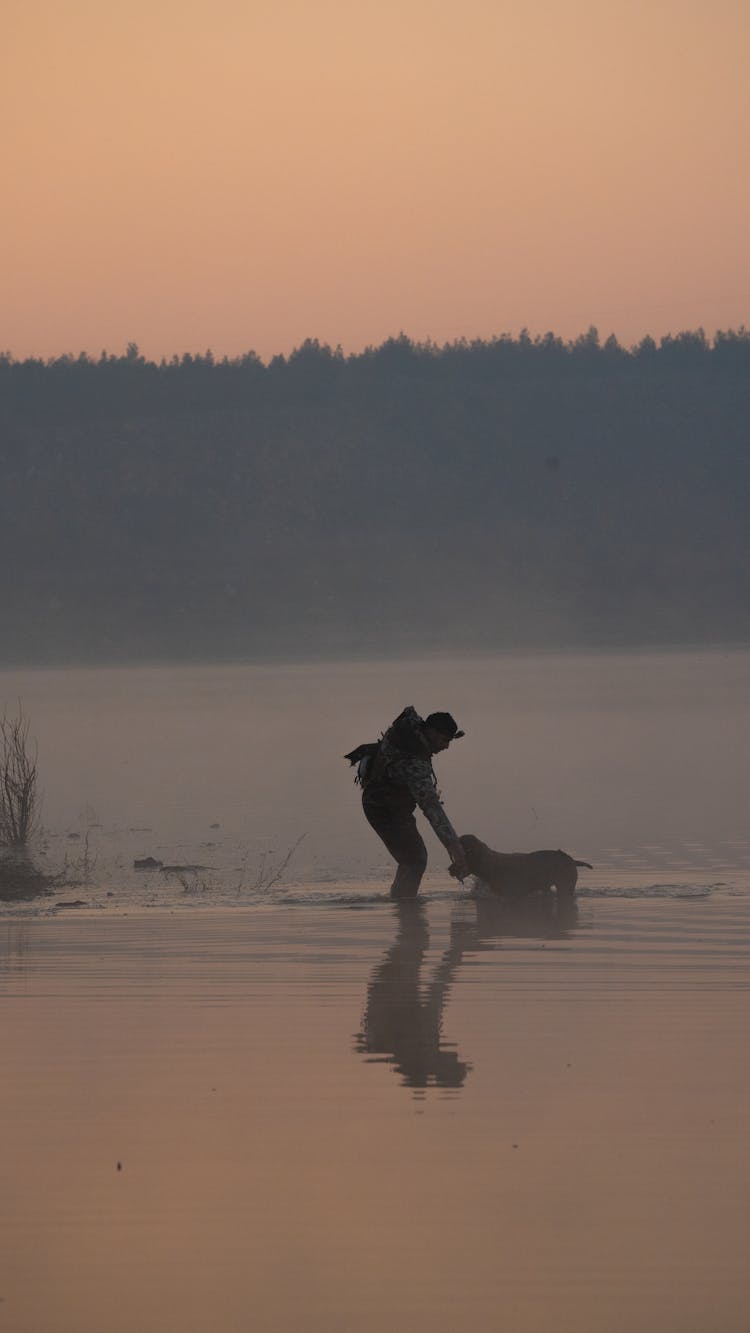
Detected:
left=0, top=703, right=40, bottom=846
left=250, top=833, right=307, bottom=891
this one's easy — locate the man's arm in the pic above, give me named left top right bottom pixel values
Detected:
left=391, top=757, right=468, bottom=876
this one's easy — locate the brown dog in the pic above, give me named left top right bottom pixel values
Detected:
left=451, top=833, right=592, bottom=896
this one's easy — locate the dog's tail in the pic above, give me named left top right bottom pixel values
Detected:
left=574, top=859, right=593, bottom=869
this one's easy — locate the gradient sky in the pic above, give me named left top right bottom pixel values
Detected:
left=3, top=0, right=749, bottom=360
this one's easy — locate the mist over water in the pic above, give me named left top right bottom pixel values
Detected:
left=2, top=646, right=748, bottom=907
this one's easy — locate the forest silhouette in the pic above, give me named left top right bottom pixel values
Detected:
left=1, top=328, right=748, bottom=664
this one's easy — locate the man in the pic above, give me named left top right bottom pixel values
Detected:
left=346, top=706, right=469, bottom=899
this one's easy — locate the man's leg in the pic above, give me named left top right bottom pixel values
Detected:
left=362, top=793, right=428, bottom=899
left=388, top=859, right=426, bottom=900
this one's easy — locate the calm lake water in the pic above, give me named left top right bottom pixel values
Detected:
left=1, top=650, right=750, bottom=1331
left=1, top=647, right=749, bottom=907
left=2, top=895, right=750, bottom=1333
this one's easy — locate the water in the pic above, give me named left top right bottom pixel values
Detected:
left=1, top=649, right=750, bottom=1331
left=1, top=894, right=749, bottom=1333
left=1, top=647, right=749, bottom=911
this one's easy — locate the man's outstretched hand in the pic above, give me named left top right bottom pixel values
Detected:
left=447, top=839, right=469, bottom=882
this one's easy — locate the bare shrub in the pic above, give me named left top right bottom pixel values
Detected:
left=176, top=835, right=308, bottom=896
left=245, top=833, right=307, bottom=893
left=60, top=829, right=99, bottom=887
left=0, top=703, right=40, bottom=847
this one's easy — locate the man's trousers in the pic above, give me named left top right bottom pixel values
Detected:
left=362, top=785, right=428, bottom=899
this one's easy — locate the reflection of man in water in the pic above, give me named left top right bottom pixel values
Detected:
left=346, top=706, right=469, bottom=899
left=355, top=902, right=470, bottom=1090
left=355, top=894, right=578, bottom=1092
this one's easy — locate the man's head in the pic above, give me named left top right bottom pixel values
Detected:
left=422, top=711, right=465, bottom=754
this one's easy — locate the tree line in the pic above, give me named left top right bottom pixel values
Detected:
left=2, top=326, right=750, bottom=421
left=1, top=329, right=749, bottom=664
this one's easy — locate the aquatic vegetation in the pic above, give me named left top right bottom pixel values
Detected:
left=0, top=703, right=40, bottom=847
left=0, top=850, right=52, bottom=901
left=175, top=834, right=307, bottom=896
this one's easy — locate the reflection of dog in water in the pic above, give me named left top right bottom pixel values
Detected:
left=450, top=833, right=592, bottom=897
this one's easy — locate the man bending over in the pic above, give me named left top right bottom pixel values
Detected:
left=346, top=706, right=469, bottom=899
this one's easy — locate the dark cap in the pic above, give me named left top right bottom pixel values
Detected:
left=424, top=711, right=465, bottom=739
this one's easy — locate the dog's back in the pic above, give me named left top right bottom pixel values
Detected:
left=456, top=834, right=591, bottom=896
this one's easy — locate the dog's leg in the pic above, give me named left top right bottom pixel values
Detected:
left=555, top=864, right=577, bottom=895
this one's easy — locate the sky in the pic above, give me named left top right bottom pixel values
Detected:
left=3, top=0, right=749, bottom=361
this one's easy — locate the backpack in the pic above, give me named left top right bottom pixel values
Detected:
left=343, top=741, right=380, bottom=787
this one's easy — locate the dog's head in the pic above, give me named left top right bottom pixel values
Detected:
left=449, top=833, right=490, bottom=879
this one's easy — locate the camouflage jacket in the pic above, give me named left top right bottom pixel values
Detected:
left=370, top=706, right=458, bottom=849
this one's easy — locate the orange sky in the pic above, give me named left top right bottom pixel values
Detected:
left=3, top=0, right=749, bottom=360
